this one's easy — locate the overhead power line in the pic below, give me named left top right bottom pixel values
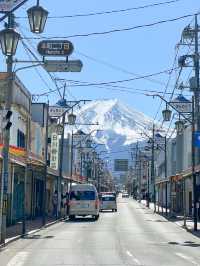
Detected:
left=76, top=51, right=170, bottom=87
left=153, top=45, right=180, bottom=122
left=59, top=66, right=179, bottom=87
left=17, top=0, right=181, bottom=19
left=22, top=11, right=200, bottom=40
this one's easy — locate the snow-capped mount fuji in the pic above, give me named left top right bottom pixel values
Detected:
left=75, top=99, right=154, bottom=151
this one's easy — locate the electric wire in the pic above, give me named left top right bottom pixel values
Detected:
left=20, top=40, right=60, bottom=98
left=20, top=33, right=63, bottom=98
left=16, top=0, right=181, bottom=19
left=75, top=51, right=171, bottom=87
left=21, top=11, right=200, bottom=40
left=153, top=45, right=180, bottom=123
left=55, top=67, right=180, bottom=87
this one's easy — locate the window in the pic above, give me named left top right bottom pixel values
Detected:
left=102, top=196, right=116, bottom=202
left=17, top=130, right=25, bottom=148
left=70, top=191, right=95, bottom=201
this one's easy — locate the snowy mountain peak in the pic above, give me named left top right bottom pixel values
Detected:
left=76, top=99, right=154, bottom=147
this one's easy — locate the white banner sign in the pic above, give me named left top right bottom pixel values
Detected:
left=44, top=60, right=83, bottom=73
left=50, top=133, right=59, bottom=170
left=49, top=106, right=66, bottom=117
left=0, top=0, right=25, bottom=12
left=170, top=101, right=192, bottom=113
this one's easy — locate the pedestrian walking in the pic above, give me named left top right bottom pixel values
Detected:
left=52, top=190, right=58, bottom=217
left=65, top=191, right=69, bottom=216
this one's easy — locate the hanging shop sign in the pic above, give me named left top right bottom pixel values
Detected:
left=44, top=59, right=83, bottom=72
left=49, top=106, right=66, bottom=117
left=50, top=133, right=59, bottom=170
left=37, top=40, right=74, bottom=57
left=170, top=101, right=192, bottom=113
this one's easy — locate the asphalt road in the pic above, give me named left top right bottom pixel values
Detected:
left=1, top=197, right=200, bottom=266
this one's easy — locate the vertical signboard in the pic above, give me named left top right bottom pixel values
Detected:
left=50, top=133, right=59, bottom=170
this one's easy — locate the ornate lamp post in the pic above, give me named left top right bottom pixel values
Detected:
left=175, top=120, right=185, bottom=134
left=27, top=0, right=48, bottom=34
left=162, top=107, right=172, bottom=122
left=0, top=28, right=20, bottom=56
left=0, top=2, right=48, bottom=243
left=68, top=113, right=77, bottom=125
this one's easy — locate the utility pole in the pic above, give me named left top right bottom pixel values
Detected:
left=193, top=15, right=199, bottom=231
left=57, top=111, right=65, bottom=218
left=147, top=160, right=150, bottom=208
left=134, top=142, right=139, bottom=200
left=139, top=151, right=142, bottom=203
left=97, top=159, right=100, bottom=193
left=192, top=95, right=198, bottom=231
left=22, top=113, right=31, bottom=235
left=80, top=149, right=83, bottom=177
left=57, top=85, right=67, bottom=218
left=151, top=124, right=156, bottom=213
left=70, top=130, right=74, bottom=191
left=164, top=136, right=168, bottom=216
left=0, top=14, right=14, bottom=244
left=42, top=102, right=49, bottom=226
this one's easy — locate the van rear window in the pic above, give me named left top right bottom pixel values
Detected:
left=70, top=191, right=95, bottom=200
left=102, top=196, right=115, bottom=201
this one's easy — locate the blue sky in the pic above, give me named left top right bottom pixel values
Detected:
left=0, top=0, right=199, bottom=121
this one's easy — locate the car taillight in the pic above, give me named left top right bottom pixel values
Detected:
left=95, top=199, right=99, bottom=209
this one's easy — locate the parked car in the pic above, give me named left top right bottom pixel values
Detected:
left=122, top=192, right=129, bottom=198
left=69, top=184, right=99, bottom=220
left=99, top=191, right=117, bottom=199
left=100, top=194, right=117, bottom=212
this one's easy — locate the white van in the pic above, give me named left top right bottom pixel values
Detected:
left=69, top=184, right=100, bottom=220
left=100, top=194, right=117, bottom=212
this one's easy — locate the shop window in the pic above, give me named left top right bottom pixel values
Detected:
left=17, top=129, right=25, bottom=148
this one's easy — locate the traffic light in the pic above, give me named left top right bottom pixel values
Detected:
left=3, top=110, right=12, bottom=130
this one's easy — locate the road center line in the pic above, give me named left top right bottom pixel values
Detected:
left=7, top=251, right=29, bottom=266
left=175, top=252, right=199, bottom=265
left=126, top=250, right=140, bottom=265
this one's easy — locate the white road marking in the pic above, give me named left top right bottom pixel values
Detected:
left=126, top=250, right=133, bottom=257
left=175, top=252, right=199, bottom=265
left=7, top=251, right=29, bottom=266
left=126, top=250, right=140, bottom=265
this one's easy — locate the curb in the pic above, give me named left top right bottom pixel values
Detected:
left=138, top=200, right=200, bottom=235
left=0, top=217, right=65, bottom=249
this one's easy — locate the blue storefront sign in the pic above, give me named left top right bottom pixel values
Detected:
left=194, top=131, right=200, bottom=148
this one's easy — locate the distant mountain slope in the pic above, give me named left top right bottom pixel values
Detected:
left=75, top=99, right=154, bottom=149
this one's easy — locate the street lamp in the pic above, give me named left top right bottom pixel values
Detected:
left=86, top=139, right=92, bottom=148
left=68, top=113, right=76, bottom=125
left=0, top=28, right=20, bottom=56
left=182, top=26, right=194, bottom=40
left=175, top=120, right=185, bottom=134
left=27, top=1, right=48, bottom=34
left=162, top=107, right=172, bottom=122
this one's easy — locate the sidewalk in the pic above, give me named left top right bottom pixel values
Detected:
left=140, top=199, right=200, bottom=237
left=5, top=216, right=61, bottom=244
